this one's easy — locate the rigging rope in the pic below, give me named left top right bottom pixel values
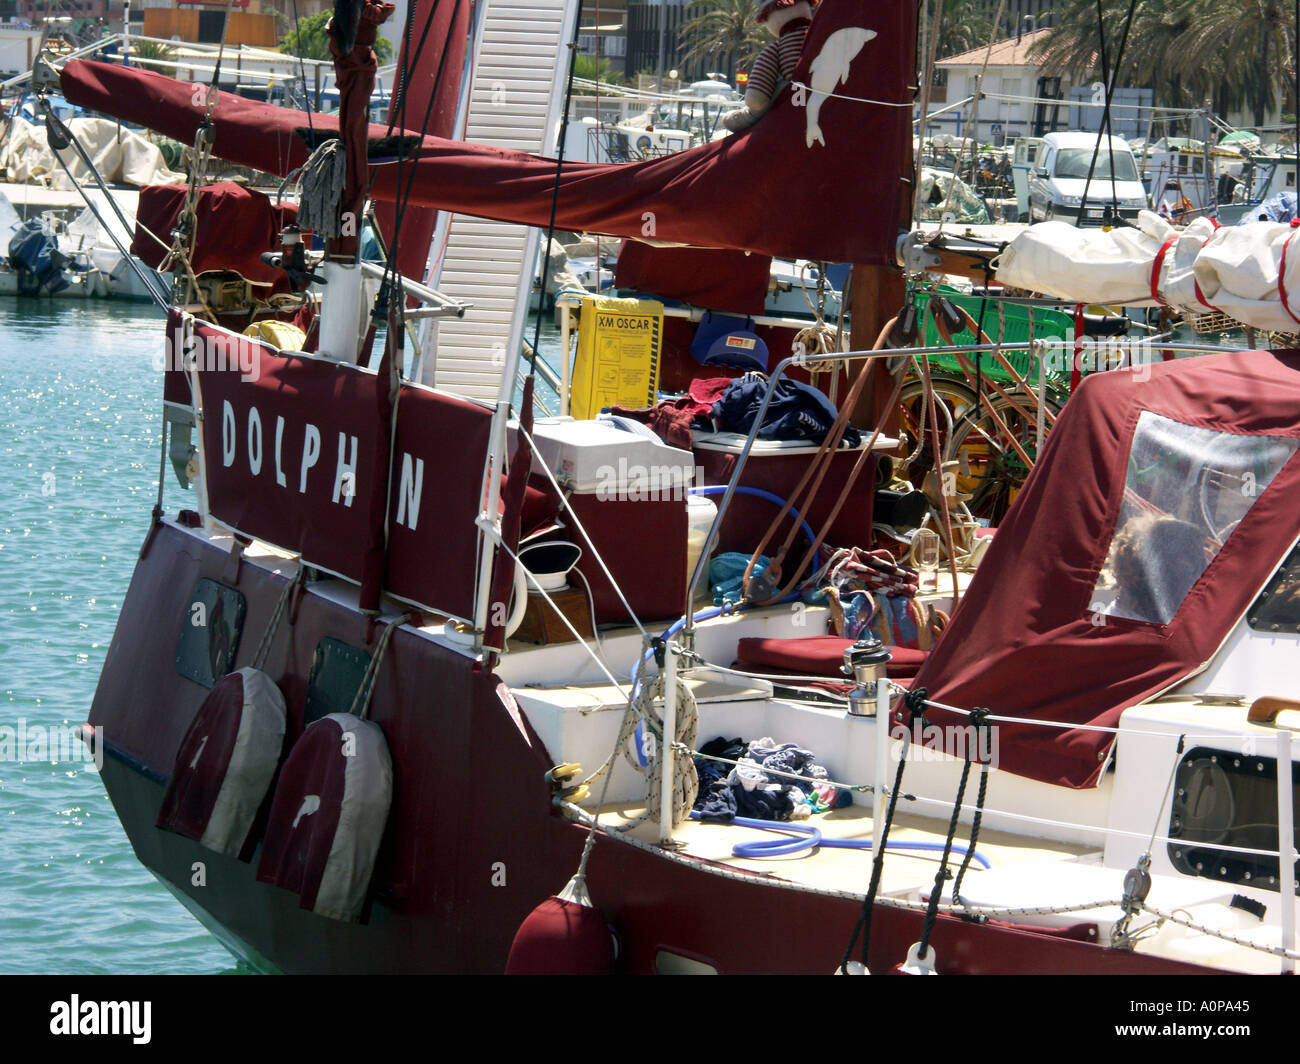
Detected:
left=840, top=685, right=924, bottom=973
left=297, top=138, right=348, bottom=238
left=529, top=4, right=585, bottom=375
left=348, top=613, right=412, bottom=721
left=950, top=708, right=992, bottom=905
left=251, top=566, right=308, bottom=671
left=1075, top=0, right=1139, bottom=227
left=933, top=0, right=1006, bottom=237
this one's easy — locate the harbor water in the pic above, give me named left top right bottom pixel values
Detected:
left=0, top=299, right=239, bottom=973
left=0, top=298, right=567, bottom=973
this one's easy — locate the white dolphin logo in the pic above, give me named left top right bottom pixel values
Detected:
left=806, top=27, right=877, bottom=148
left=292, top=794, right=321, bottom=828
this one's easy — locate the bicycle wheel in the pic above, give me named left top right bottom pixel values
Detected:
left=896, top=376, right=978, bottom=491
left=946, top=391, right=1060, bottom=524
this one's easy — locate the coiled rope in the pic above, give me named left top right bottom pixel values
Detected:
left=297, top=138, right=348, bottom=239
left=630, top=672, right=699, bottom=827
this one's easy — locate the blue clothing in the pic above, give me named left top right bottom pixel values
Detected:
left=712, top=373, right=860, bottom=447
left=1243, top=190, right=1298, bottom=224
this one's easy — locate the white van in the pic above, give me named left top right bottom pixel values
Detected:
left=1027, top=131, right=1150, bottom=226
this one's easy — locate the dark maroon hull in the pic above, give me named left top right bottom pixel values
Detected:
left=89, top=522, right=1215, bottom=974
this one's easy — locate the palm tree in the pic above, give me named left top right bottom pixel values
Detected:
left=1032, top=0, right=1295, bottom=127
left=1173, top=0, right=1294, bottom=127
left=933, top=0, right=995, bottom=59
left=131, top=39, right=176, bottom=78
left=282, top=11, right=394, bottom=64
left=677, top=0, right=769, bottom=82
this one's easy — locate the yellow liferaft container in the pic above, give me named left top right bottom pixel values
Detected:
left=569, top=296, right=663, bottom=420
left=243, top=319, right=308, bottom=351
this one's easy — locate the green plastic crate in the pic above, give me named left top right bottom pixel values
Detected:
left=912, top=287, right=1075, bottom=385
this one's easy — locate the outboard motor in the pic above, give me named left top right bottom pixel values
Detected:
left=8, top=219, right=69, bottom=295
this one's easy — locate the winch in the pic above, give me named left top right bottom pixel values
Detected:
left=842, top=635, right=892, bottom=716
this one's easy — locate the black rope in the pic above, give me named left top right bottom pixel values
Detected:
left=839, top=686, right=927, bottom=973
left=373, top=0, right=462, bottom=316
left=950, top=707, right=991, bottom=905
left=916, top=737, right=974, bottom=961
left=385, top=0, right=420, bottom=135
left=1103, top=0, right=1138, bottom=217
left=1074, top=0, right=1138, bottom=227
left=972, top=259, right=995, bottom=423
left=528, top=5, right=586, bottom=375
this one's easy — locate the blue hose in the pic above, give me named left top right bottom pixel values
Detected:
left=688, top=812, right=992, bottom=868
left=688, top=484, right=817, bottom=553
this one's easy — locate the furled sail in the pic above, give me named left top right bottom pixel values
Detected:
left=995, top=210, right=1300, bottom=333
left=60, top=0, right=915, bottom=263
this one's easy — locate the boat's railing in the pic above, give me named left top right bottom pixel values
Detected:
left=899, top=686, right=1299, bottom=970
left=8, top=32, right=335, bottom=92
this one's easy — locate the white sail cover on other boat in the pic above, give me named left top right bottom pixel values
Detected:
left=994, top=210, right=1300, bottom=333
left=1, top=116, right=182, bottom=189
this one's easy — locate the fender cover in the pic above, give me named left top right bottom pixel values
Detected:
left=254, top=712, right=393, bottom=922
left=156, top=667, right=287, bottom=858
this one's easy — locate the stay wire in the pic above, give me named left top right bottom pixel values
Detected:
left=287, top=0, right=315, bottom=137
left=377, top=0, right=462, bottom=313
left=529, top=1, right=585, bottom=374
left=1075, top=0, right=1138, bottom=226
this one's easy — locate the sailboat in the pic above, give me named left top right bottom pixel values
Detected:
left=52, top=0, right=1300, bottom=973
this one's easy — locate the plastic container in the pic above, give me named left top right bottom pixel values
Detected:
left=686, top=494, right=718, bottom=592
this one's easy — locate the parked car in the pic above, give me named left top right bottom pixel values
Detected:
left=1027, top=131, right=1149, bottom=226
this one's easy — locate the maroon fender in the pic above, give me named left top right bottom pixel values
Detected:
left=255, top=713, right=392, bottom=922
left=156, top=667, right=286, bottom=859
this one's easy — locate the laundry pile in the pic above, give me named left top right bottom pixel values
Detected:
left=693, top=736, right=851, bottom=823
left=609, top=374, right=856, bottom=450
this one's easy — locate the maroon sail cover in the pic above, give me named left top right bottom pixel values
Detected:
left=912, top=350, right=1300, bottom=788
left=614, top=242, right=772, bottom=315
left=133, top=182, right=297, bottom=285
left=61, top=0, right=915, bottom=262
left=186, top=320, right=490, bottom=621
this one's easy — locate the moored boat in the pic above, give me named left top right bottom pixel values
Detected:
left=52, top=0, right=1300, bottom=974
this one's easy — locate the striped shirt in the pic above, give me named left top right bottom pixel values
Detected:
left=746, top=18, right=810, bottom=101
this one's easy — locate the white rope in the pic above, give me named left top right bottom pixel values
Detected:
left=554, top=802, right=1300, bottom=963
left=634, top=673, right=699, bottom=827
left=348, top=613, right=411, bottom=721
left=251, top=564, right=304, bottom=670
left=787, top=81, right=912, bottom=107
left=1142, top=903, right=1300, bottom=960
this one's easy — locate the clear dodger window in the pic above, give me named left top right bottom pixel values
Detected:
left=1091, top=412, right=1296, bottom=625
